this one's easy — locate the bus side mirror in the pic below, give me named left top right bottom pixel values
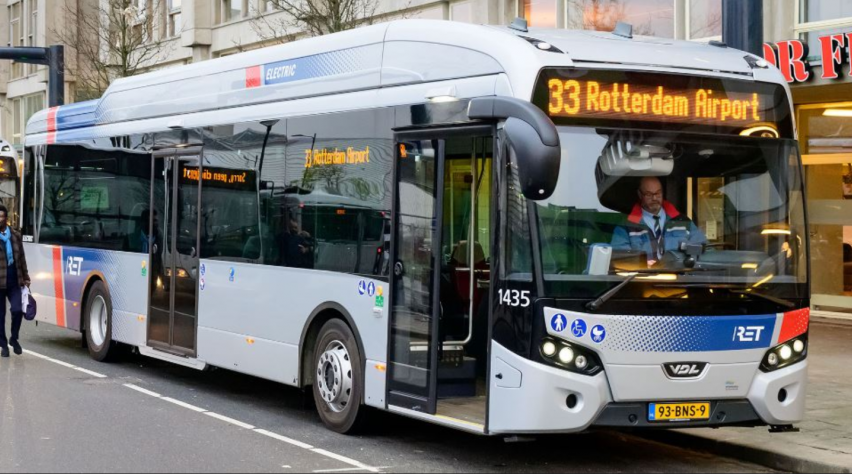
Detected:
left=467, top=96, right=561, bottom=201
left=504, top=117, right=561, bottom=201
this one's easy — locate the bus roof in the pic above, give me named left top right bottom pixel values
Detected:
left=26, top=19, right=789, bottom=143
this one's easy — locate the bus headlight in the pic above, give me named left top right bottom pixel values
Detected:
left=558, top=347, right=574, bottom=364
left=760, top=334, right=808, bottom=372
left=539, top=337, right=603, bottom=376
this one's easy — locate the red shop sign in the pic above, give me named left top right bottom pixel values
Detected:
left=764, top=32, right=852, bottom=83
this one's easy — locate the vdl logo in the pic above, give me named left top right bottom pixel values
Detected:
left=733, top=326, right=766, bottom=343
left=66, top=256, right=84, bottom=276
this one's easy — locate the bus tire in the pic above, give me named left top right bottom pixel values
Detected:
left=84, top=281, right=119, bottom=362
left=312, top=319, right=367, bottom=434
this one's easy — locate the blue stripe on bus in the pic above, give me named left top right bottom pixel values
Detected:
left=598, top=314, right=778, bottom=352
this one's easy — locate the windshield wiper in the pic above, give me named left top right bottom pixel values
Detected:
left=586, top=269, right=729, bottom=312
left=727, top=289, right=796, bottom=309
left=654, top=283, right=797, bottom=309
left=586, top=273, right=638, bottom=312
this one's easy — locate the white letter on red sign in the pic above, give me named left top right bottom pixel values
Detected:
left=819, top=34, right=846, bottom=80
left=777, top=40, right=811, bottom=83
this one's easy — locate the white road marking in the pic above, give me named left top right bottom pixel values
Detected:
left=204, top=411, right=256, bottom=430
left=310, top=449, right=380, bottom=473
left=254, top=429, right=314, bottom=450
left=23, top=348, right=380, bottom=472
left=124, top=384, right=162, bottom=398
left=313, top=468, right=388, bottom=473
left=162, top=397, right=208, bottom=413
left=73, top=367, right=108, bottom=378
left=24, top=350, right=76, bottom=368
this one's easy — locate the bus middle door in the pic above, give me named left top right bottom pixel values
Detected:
left=147, top=148, right=202, bottom=357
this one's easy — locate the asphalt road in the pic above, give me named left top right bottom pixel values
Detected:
left=0, top=323, right=777, bottom=473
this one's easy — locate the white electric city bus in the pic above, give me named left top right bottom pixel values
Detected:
left=23, top=19, right=810, bottom=435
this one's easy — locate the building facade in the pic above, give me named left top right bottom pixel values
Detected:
left=0, top=0, right=849, bottom=317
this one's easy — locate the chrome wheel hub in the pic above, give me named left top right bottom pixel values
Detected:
left=316, top=341, right=353, bottom=413
left=90, top=295, right=108, bottom=348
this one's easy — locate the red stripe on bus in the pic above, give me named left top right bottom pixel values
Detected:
left=246, top=66, right=262, bottom=89
left=52, top=247, right=65, bottom=327
left=778, top=308, right=809, bottom=344
left=47, top=107, right=58, bottom=144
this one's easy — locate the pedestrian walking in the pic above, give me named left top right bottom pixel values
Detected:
left=0, top=204, right=31, bottom=358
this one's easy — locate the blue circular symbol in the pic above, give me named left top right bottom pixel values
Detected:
left=550, top=314, right=568, bottom=333
left=367, top=282, right=377, bottom=297
left=200, top=263, right=206, bottom=277
left=358, top=281, right=367, bottom=296
left=571, top=319, right=588, bottom=338
left=229, top=268, right=236, bottom=282
left=590, top=325, right=607, bottom=344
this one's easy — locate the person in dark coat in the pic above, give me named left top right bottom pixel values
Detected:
left=0, top=204, right=31, bottom=357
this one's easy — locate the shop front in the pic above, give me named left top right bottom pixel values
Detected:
left=766, top=23, right=852, bottom=318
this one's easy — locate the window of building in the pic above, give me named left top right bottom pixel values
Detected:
left=687, top=0, right=721, bottom=40
left=222, top=0, right=244, bottom=23
left=26, top=0, right=37, bottom=75
left=168, top=0, right=182, bottom=36
left=8, top=2, right=23, bottom=79
left=796, top=0, right=852, bottom=54
left=524, top=0, right=558, bottom=28
left=564, top=0, right=675, bottom=38
left=9, top=92, right=44, bottom=145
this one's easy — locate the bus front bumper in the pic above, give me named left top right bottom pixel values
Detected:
left=488, top=342, right=807, bottom=434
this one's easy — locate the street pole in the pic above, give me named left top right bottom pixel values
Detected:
left=722, top=0, right=764, bottom=56
left=48, top=45, right=65, bottom=107
left=0, top=45, right=65, bottom=107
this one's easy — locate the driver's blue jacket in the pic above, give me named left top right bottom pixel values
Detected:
left=611, top=202, right=707, bottom=256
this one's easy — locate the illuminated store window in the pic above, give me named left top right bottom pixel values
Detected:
left=798, top=103, right=852, bottom=314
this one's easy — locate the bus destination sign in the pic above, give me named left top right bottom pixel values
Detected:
left=533, top=69, right=794, bottom=138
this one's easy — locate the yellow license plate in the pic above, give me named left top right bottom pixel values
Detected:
left=649, top=402, right=711, bottom=422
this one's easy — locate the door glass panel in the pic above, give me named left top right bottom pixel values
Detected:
left=149, top=157, right=171, bottom=346
left=389, top=140, right=440, bottom=403
left=173, top=158, right=200, bottom=352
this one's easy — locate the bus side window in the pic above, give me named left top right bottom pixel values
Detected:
left=283, top=109, right=393, bottom=277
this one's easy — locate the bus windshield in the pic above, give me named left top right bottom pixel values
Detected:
left=534, top=127, right=808, bottom=308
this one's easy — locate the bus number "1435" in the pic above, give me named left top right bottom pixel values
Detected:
left=499, top=289, right=531, bottom=308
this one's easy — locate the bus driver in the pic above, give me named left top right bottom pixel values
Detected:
left=611, top=177, right=706, bottom=266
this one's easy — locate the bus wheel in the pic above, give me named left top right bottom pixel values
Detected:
left=84, top=281, right=118, bottom=362
left=313, top=319, right=366, bottom=434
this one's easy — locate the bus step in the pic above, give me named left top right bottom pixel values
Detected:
left=138, top=346, right=208, bottom=371
left=438, top=356, right=477, bottom=399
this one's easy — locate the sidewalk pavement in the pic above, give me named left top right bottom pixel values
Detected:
left=656, top=318, right=852, bottom=473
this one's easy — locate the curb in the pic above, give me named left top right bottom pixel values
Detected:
left=644, top=430, right=852, bottom=474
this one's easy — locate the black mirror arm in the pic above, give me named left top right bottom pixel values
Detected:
left=467, top=97, right=560, bottom=147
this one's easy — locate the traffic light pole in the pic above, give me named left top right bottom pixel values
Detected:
left=0, top=45, right=65, bottom=107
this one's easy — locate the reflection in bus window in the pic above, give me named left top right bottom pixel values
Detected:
left=39, top=144, right=151, bottom=251
left=283, top=110, right=393, bottom=276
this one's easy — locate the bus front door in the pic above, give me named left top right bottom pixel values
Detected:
left=147, top=150, right=202, bottom=357
left=388, top=128, right=493, bottom=428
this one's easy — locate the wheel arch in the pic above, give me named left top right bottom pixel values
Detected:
left=299, top=302, right=367, bottom=389
left=79, top=271, right=109, bottom=332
